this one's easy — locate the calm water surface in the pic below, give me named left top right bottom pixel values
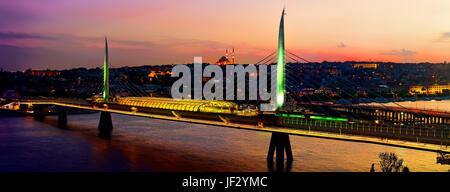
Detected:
left=0, top=111, right=449, bottom=172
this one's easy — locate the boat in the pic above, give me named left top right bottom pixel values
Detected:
left=436, top=151, right=450, bottom=164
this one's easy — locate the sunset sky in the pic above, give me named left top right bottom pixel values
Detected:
left=1, top=0, right=449, bottom=71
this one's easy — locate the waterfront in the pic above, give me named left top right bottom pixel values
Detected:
left=0, top=111, right=449, bottom=172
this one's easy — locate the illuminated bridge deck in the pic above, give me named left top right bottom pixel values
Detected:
left=17, top=100, right=450, bottom=153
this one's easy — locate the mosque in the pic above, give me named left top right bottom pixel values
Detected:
left=215, top=48, right=235, bottom=65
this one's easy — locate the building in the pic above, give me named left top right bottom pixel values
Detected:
left=2, top=90, right=19, bottom=99
left=148, top=70, right=172, bottom=82
left=409, top=83, right=450, bottom=95
left=352, top=63, right=378, bottom=69
left=26, top=70, right=61, bottom=77
left=215, top=49, right=235, bottom=66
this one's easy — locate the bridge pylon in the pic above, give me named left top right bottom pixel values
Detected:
left=57, top=106, right=67, bottom=127
left=98, top=111, right=113, bottom=138
left=33, top=105, right=46, bottom=120
left=103, top=37, right=110, bottom=102
left=276, top=8, right=286, bottom=110
left=267, top=132, right=293, bottom=162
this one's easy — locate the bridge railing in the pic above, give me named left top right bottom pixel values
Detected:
left=277, top=116, right=449, bottom=146
left=19, top=97, right=90, bottom=106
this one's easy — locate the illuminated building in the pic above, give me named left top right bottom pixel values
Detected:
left=148, top=70, right=172, bottom=82
left=26, top=70, right=61, bottom=77
left=2, top=90, right=19, bottom=99
left=409, top=84, right=450, bottom=95
left=114, top=97, right=257, bottom=116
left=148, top=70, right=172, bottom=81
left=352, top=63, right=378, bottom=69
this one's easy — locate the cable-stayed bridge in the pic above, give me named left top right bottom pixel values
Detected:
left=10, top=9, right=450, bottom=163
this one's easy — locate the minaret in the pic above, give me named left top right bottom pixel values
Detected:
left=276, top=9, right=286, bottom=109
left=232, top=48, right=235, bottom=64
left=103, top=37, right=109, bottom=101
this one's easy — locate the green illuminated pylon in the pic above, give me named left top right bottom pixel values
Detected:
left=276, top=9, right=286, bottom=109
left=103, top=37, right=109, bottom=101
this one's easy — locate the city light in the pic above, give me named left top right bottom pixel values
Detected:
left=310, top=116, right=348, bottom=122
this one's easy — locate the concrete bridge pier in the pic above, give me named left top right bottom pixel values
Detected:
left=57, top=106, right=67, bottom=127
left=267, top=132, right=293, bottom=162
left=98, top=111, right=113, bottom=138
left=33, top=105, right=46, bottom=120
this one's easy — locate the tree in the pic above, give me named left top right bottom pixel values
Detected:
left=378, top=152, right=404, bottom=172
left=402, top=167, right=410, bottom=172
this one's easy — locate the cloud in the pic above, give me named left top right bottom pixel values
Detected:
left=0, top=31, right=279, bottom=70
left=437, top=32, right=450, bottom=42
left=337, top=42, right=346, bottom=48
left=0, top=32, right=155, bottom=50
left=0, top=31, right=241, bottom=71
left=59, top=34, right=154, bottom=48
left=380, top=49, right=416, bottom=56
left=398, top=57, right=421, bottom=63
left=0, top=32, right=56, bottom=40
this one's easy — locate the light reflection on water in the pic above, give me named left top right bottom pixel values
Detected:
left=0, top=112, right=449, bottom=172
left=364, top=100, right=450, bottom=112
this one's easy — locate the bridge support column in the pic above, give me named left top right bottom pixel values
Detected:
left=408, top=113, right=412, bottom=124
left=98, top=111, right=113, bottom=138
left=33, top=105, right=46, bottom=120
left=267, top=132, right=293, bottom=162
left=57, top=106, right=67, bottom=126
left=405, top=113, right=409, bottom=124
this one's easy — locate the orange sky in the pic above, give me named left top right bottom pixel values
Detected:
left=0, top=0, right=449, bottom=70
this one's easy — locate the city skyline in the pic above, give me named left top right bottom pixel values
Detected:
left=1, top=0, right=450, bottom=71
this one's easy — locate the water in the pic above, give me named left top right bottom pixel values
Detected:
left=364, top=100, right=450, bottom=112
left=1, top=111, right=449, bottom=172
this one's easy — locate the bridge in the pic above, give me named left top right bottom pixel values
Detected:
left=8, top=9, right=450, bottom=163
